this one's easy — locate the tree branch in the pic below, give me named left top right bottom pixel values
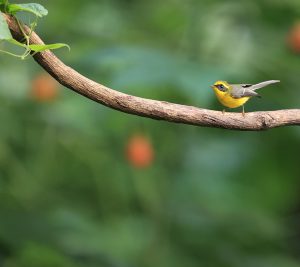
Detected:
left=4, top=14, right=300, bottom=130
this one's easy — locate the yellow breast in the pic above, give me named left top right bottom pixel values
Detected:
left=213, top=88, right=250, bottom=108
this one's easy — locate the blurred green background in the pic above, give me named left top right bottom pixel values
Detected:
left=1, top=0, right=300, bottom=266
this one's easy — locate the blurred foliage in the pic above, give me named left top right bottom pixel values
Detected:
left=1, top=0, right=300, bottom=267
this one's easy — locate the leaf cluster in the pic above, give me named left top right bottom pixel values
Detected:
left=0, top=0, right=69, bottom=59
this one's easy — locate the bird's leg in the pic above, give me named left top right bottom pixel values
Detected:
left=222, top=109, right=226, bottom=114
left=242, top=105, right=245, bottom=117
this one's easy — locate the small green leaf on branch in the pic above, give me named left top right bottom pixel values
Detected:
left=0, top=11, right=12, bottom=39
left=29, top=43, right=70, bottom=52
left=7, top=3, right=48, bottom=17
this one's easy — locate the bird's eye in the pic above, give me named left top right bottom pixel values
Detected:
left=216, top=84, right=224, bottom=90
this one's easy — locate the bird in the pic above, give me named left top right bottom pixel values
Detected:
left=211, top=80, right=280, bottom=116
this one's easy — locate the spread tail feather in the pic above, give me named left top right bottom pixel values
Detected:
left=251, top=80, right=280, bottom=91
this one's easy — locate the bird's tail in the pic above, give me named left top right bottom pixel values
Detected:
left=251, top=80, right=280, bottom=91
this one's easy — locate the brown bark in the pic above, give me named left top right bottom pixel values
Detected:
left=3, top=14, right=300, bottom=131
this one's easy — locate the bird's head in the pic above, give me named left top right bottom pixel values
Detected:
left=210, top=81, right=230, bottom=93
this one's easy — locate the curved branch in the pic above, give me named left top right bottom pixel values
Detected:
left=4, top=14, right=300, bottom=130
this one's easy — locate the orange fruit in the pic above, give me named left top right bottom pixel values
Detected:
left=287, top=23, right=300, bottom=53
left=126, top=134, right=154, bottom=168
left=31, top=73, right=59, bottom=101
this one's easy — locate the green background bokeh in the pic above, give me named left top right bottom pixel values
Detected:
left=0, top=0, right=300, bottom=266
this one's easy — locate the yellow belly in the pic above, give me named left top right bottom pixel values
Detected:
left=213, top=89, right=250, bottom=108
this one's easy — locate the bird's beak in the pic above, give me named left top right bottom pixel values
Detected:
left=210, top=85, right=214, bottom=89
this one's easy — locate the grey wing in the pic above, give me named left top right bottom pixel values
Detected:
left=231, top=85, right=259, bottom=98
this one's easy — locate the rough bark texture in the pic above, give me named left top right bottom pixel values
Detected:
left=3, top=14, right=300, bottom=131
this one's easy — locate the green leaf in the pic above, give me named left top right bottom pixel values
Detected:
left=0, top=11, right=12, bottom=39
left=5, top=40, right=70, bottom=57
left=7, top=38, right=26, bottom=47
left=7, top=3, right=48, bottom=17
left=29, top=43, right=70, bottom=52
